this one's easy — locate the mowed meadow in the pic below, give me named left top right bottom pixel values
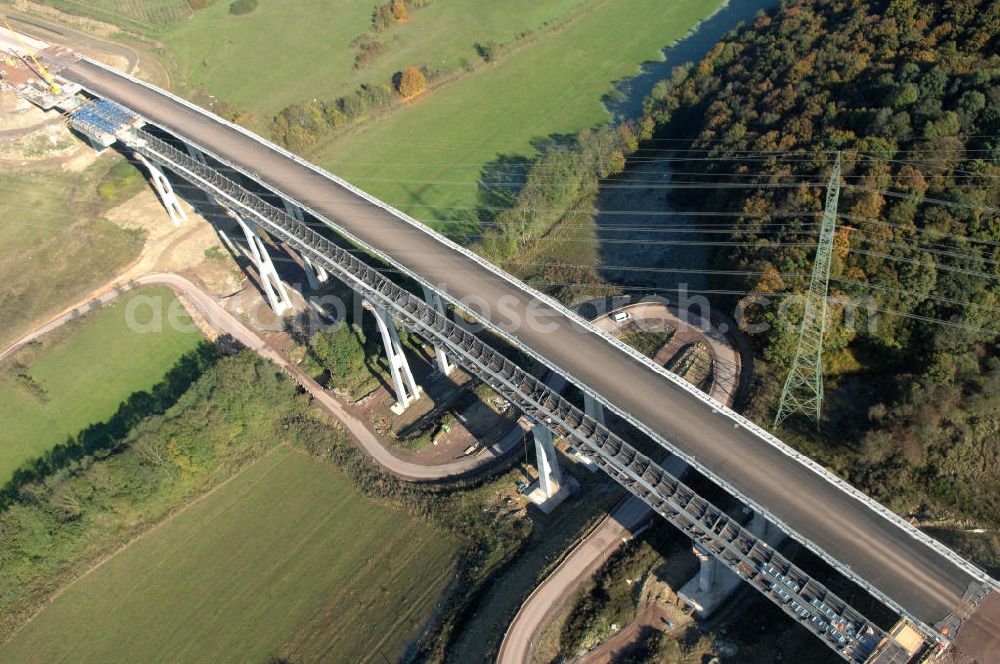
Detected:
left=0, top=156, right=146, bottom=349
left=0, top=446, right=458, bottom=663
left=311, top=0, right=722, bottom=232
left=123, top=0, right=723, bottom=231
left=153, top=0, right=592, bottom=118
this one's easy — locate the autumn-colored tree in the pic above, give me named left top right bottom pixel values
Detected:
left=391, top=0, right=407, bottom=20
left=397, top=66, right=426, bottom=98
left=603, top=150, right=626, bottom=177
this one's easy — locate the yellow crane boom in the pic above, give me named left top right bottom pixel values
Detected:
left=2, top=17, right=60, bottom=94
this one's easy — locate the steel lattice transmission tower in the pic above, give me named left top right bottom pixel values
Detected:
left=774, top=153, right=841, bottom=429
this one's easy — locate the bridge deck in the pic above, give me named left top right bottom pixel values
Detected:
left=62, top=58, right=980, bottom=627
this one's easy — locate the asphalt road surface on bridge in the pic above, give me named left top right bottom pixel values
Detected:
left=62, top=58, right=983, bottom=628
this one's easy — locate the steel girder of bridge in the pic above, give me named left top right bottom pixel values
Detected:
left=122, top=127, right=911, bottom=663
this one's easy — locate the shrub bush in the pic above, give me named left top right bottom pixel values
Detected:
left=229, top=0, right=258, bottom=15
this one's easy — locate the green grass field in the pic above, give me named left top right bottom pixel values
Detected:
left=0, top=285, right=203, bottom=484
left=0, top=445, right=458, bottom=664
left=0, top=156, right=145, bottom=349
left=312, top=0, right=722, bottom=231
left=162, top=0, right=590, bottom=119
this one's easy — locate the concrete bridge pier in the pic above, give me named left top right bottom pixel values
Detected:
left=421, top=286, right=453, bottom=376
left=524, top=421, right=573, bottom=513
left=299, top=255, right=327, bottom=291
left=678, top=508, right=783, bottom=618
left=186, top=144, right=208, bottom=165
left=364, top=301, right=421, bottom=414
left=185, top=145, right=220, bottom=206
left=282, top=200, right=329, bottom=290
left=583, top=393, right=606, bottom=425
left=135, top=153, right=187, bottom=227
left=227, top=209, right=293, bottom=316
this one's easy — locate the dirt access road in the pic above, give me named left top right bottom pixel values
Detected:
left=0, top=271, right=523, bottom=481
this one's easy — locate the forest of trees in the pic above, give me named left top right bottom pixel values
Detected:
left=642, top=0, right=999, bottom=526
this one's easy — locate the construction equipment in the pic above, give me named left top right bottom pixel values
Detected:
left=2, top=17, right=60, bottom=94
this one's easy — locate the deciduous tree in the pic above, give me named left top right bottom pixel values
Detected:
left=397, top=66, right=426, bottom=98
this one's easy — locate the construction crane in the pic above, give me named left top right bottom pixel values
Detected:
left=2, top=17, right=60, bottom=94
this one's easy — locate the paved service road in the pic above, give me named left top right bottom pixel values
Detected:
left=62, top=59, right=987, bottom=626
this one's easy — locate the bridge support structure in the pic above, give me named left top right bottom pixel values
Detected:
left=135, top=152, right=187, bottom=227
left=584, top=393, right=605, bottom=426
left=186, top=144, right=208, bottom=165
left=227, top=209, right=293, bottom=316
left=421, top=286, right=453, bottom=376
left=364, top=301, right=421, bottom=414
left=523, top=421, right=573, bottom=513
left=678, top=509, right=782, bottom=618
left=283, top=200, right=329, bottom=290
left=300, top=254, right=328, bottom=291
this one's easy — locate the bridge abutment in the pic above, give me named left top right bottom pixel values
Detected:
left=364, top=301, right=421, bottom=414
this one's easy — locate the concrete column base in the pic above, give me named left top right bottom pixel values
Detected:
left=522, top=421, right=573, bottom=513
left=525, top=474, right=577, bottom=514
left=677, top=509, right=785, bottom=618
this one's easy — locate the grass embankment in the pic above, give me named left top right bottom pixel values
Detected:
left=0, top=285, right=202, bottom=484
left=0, top=155, right=146, bottom=348
left=620, top=329, right=675, bottom=360
left=314, top=0, right=722, bottom=232
left=161, top=0, right=590, bottom=119
left=0, top=446, right=456, bottom=664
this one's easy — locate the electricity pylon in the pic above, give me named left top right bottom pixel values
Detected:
left=774, top=153, right=841, bottom=429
